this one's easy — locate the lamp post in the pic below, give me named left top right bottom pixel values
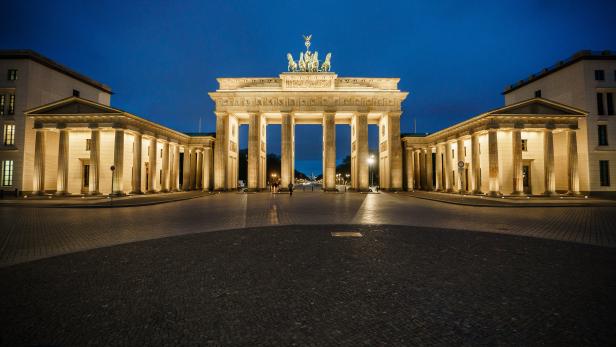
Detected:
left=367, top=155, right=375, bottom=188
left=110, top=165, right=115, bottom=205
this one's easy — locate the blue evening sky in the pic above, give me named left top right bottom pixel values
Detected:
left=3, top=0, right=615, bottom=175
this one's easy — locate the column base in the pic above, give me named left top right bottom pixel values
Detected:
left=246, top=188, right=264, bottom=192
left=159, top=189, right=170, bottom=193
left=471, top=190, right=483, bottom=195
left=510, top=191, right=525, bottom=196
left=129, top=190, right=143, bottom=195
left=543, top=191, right=558, bottom=197
left=146, top=190, right=158, bottom=194
left=322, top=188, right=339, bottom=192
left=111, top=191, right=126, bottom=197
left=87, top=191, right=102, bottom=196
left=54, top=191, right=69, bottom=197
left=487, top=191, right=502, bottom=197
left=566, top=191, right=581, bottom=196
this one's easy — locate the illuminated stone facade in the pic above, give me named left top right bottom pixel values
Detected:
left=208, top=72, right=408, bottom=191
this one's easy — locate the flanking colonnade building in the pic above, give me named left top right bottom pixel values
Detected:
left=1, top=47, right=614, bottom=197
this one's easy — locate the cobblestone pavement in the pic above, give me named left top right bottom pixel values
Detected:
left=0, top=224, right=614, bottom=346
left=1, top=191, right=616, bottom=266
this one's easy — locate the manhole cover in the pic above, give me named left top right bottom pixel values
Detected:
left=331, top=232, right=363, bottom=237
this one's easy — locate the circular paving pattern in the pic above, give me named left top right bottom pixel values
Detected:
left=1, top=224, right=614, bottom=346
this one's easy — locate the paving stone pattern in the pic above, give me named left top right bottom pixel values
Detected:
left=0, top=224, right=614, bottom=346
left=1, top=192, right=616, bottom=266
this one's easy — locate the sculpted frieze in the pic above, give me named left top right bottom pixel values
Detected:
left=214, top=95, right=402, bottom=110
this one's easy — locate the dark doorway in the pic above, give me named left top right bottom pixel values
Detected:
left=523, top=165, right=531, bottom=194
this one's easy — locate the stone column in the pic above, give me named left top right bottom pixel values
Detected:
left=405, top=144, right=414, bottom=191
left=147, top=137, right=157, bottom=193
left=182, top=147, right=191, bottom=190
left=247, top=113, right=262, bottom=190
left=161, top=141, right=170, bottom=192
left=195, top=150, right=203, bottom=190
left=425, top=147, right=433, bottom=190
left=413, top=150, right=421, bottom=189
left=172, top=144, right=180, bottom=191
left=213, top=112, right=228, bottom=190
left=203, top=146, right=212, bottom=191
left=281, top=112, right=294, bottom=188
left=419, top=150, right=426, bottom=189
left=112, top=129, right=125, bottom=195
left=387, top=112, right=403, bottom=190
left=434, top=145, right=442, bottom=191
left=32, top=128, right=46, bottom=195
left=456, top=138, right=466, bottom=193
left=55, top=127, right=69, bottom=195
left=471, top=132, right=482, bottom=194
left=322, top=112, right=336, bottom=191
left=543, top=126, right=556, bottom=196
left=487, top=127, right=500, bottom=196
left=353, top=112, right=369, bottom=191
left=566, top=127, right=580, bottom=195
left=189, top=149, right=197, bottom=190
left=89, top=128, right=100, bottom=195
left=511, top=126, right=524, bottom=195
left=445, top=142, right=453, bottom=192
left=130, top=132, right=142, bottom=194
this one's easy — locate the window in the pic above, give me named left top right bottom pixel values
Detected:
left=8, top=94, right=15, bottom=115
left=7, top=69, right=17, bottom=81
left=522, top=139, right=528, bottom=151
left=598, top=125, right=608, bottom=146
left=607, top=93, right=614, bottom=115
left=3, top=124, right=15, bottom=146
left=0, top=95, right=4, bottom=115
left=534, top=90, right=542, bottom=98
left=595, top=70, right=605, bottom=81
left=2, top=160, right=14, bottom=186
left=451, top=149, right=454, bottom=158
left=160, top=148, right=163, bottom=158
left=597, top=93, right=605, bottom=115
left=599, top=160, right=610, bottom=186
left=73, top=89, right=80, bottom=97
left=86, top=139, right=91, bottom=151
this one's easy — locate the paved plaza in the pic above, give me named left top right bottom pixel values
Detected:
left=1, top=192, right=616, bottom=345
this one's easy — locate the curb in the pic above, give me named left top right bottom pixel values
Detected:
left=0, top=192, right=214, bottom=209
left=404, top=193, right=616, bottom=208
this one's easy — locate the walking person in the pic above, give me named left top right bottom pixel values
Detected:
left=288, top=182, right=294, bottom=196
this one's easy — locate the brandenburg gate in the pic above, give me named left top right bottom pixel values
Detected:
left=209, top=36, right=409, bottom=191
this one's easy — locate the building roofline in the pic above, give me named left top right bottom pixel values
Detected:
left=502, top=50, right=616, bottom=95
left=0, top=49, right=112, bottom=94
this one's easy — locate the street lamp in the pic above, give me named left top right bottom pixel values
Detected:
left=367, top=155, right=375, bottom=188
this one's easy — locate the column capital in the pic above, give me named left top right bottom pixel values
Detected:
left=487, top=123, right=500, bottom=130
left=112, top=123, right=126, bottom=130
left=323, top=111, right=336, bottom=117
left=513, top=122, right=525, bottom=129
left=214, top=111, right=228, bottom=118
left=56, top=123, right=68, bottom=130
left=568, top=124, right=579, bottom=130
left=88, top=123, right=100, bottom=130
left=387, top=111, right=402, bottom=118
left=545, top=122, right=556, bottom=130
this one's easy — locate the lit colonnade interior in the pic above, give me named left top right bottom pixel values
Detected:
left=403, top=98, right=587, bottom=196
left=25, top=97, right=214, bottom=195
left=208, top=72, right=408, bottom=191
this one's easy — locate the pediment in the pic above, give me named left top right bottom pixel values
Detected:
left=493, top=99, right=585, bottom=116
left=26, top=97, right=121, bottom=115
